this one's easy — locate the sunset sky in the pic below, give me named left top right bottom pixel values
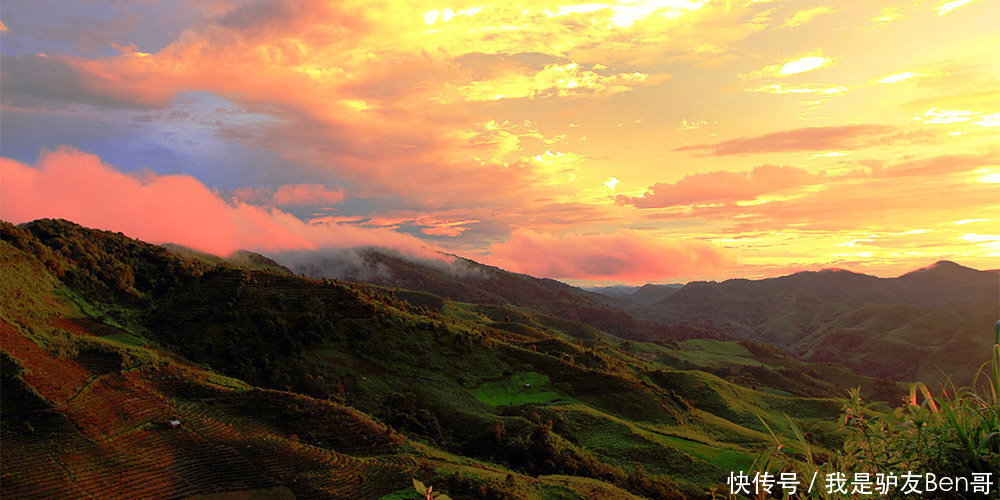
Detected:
left=2, top=0, right=998, bottom=284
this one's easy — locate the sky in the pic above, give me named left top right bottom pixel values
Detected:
left=1, top=0, right=998, bottom=285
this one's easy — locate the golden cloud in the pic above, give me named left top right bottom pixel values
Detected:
left=780, top=6, right=832, bottom=28
left=458, top=63, right=655, bottom=102
left=738, top=53, right=833, bottom=81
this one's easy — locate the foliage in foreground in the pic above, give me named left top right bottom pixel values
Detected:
left=731, top=324, right=1000, bottom=499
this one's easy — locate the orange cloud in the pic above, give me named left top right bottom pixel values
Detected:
left=0, top=0, right=781, bottom=216
left=674, top=124, right=921, bottom=155
left=485, top=228, right=731, bottom=282
left=0, top=148, right=441, bottom=258
left=647, top=152, right=1000, bottom=233
left=344, top=211, right=484, bottom=238
left=616, top=164, right=817, bottom=208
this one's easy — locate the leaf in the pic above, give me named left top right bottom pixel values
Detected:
left=978, top=431, right=999, bottom=452
left=784, top=413, right=814, bottom=466
left=755, top=413, right=780, bottom=446
left=413, top=479, right=427, bottom=495
left=910, top=382, right=939, bottom=414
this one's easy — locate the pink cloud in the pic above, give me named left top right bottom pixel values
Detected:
left=0, top=147, right=440, bottom=258
left=485, top=228, right=731, bottom=283
left=616, top=164, right=817, bottom=208
left=674, top=124, right=928, bottom=155
left=272, top=183, right=344, bottom=206
left=419, top=219, right=480, bottom=237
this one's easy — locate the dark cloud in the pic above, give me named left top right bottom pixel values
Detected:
left=0, top=54, right=160, bottom=109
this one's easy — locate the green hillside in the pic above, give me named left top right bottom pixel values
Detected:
left=1, top=219, right=911, bottom=499
left=643, top=268, right=998, bottom=385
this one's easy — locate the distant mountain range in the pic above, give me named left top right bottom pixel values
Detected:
left=640, top=262, right=998, bottom=384
left=584, top=284, right=685, bottom=307
left=280, top=247, right=730, bottom=342
left=275, top=247, right=997, bottom=386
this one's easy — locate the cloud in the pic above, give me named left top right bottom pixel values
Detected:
left=919, top=108, right=1000, bottom=127
left=0, top=53, right=169, bottom=110
left=278, top=246, right=486, bottom=283
left=420, top=220, right=481, bottom=237
left=0, top=0, right=786, bottom=219
left=875, top=70, right=943, bottom=84
left=935, top=0, right=980, bottom=16
left=738, top=53, right=833, bottom=81
left=674, top=124, right=923, bottom=155
left=780, top=7, right=832, bottom=28
left=746, top=84, right=847, bottom=95
left=871, top=7, right=902, bottom=24
left=485, top=228, right=731, bottom=282
left=678, top=118, right=716, bottom=130
left=346, top=211, right=483, bottom=238
left=232, top=183, right=345, bottom=207
left=0, top=147, right=442, bottom=259
left=616, top=164, right=818, bottom=208
left=457, top=63, right=657, bottom=102
left=272, top=184, right=345, bottom=206
left=645, top=152, right=1000, bottom=232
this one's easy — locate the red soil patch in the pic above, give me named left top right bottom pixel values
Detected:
left=48, top=316, right=131, bottom=337
left=1, top=320, right=90, bottom=405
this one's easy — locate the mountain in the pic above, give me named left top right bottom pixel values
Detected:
left=279, top=247, right=998, bottom=386
left=627, top=284, right=685, bottom=308
left=282, top=247, right=729, bottom=342
left=892, top=260, right=999, bottom=307
left=582, top=285, right=641, bottom=298
left=161, top=243, right=294, bottom=275
left=644, top=264, right=999, bottom=384
left=1, top=218, right=903, bottom=500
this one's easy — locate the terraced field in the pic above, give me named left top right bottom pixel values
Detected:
left=1, top=322, right=419, bottom=500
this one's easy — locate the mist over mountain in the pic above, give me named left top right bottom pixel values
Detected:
left=271, top=246, right=728, bottom=343
left=277, top=247, right=488, bottom=283
left=272, top=247, right=997, bottom=386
